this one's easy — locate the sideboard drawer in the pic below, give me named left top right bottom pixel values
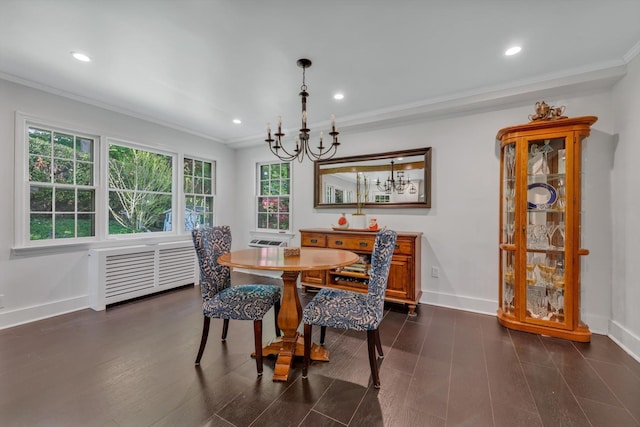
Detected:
left=301, top=233, right=327, bottom=247
left=327, top=235, right=375, bottom=251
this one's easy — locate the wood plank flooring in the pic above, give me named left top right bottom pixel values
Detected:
left=1, top=272, right=639, bottom=426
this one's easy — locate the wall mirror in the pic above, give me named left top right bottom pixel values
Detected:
left=314, top=147, right=432, bottom=208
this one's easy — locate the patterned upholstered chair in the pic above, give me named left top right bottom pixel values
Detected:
left=192, top=226, right=281, bottom=375
left=302, top=229, right=398, bottom=388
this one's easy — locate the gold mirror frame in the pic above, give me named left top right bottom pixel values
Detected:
left=314, top=147, right=432, bottom=208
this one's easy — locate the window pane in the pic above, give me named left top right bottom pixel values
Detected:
left=77, top=189, right=95, bottom=212
left=194, top=160, right=202, bottom=176
left=203, top=162, right=211, bottom=176
left=261, top=165, right=269, bottom=180
left=29, top=128, right=52, bottom=156
left=76, top=137, right=93, bottom=161
left=30, top=214, right=52, bottom=240
left=268, top=213, right=278, bottom=228
left=280, top=197, right=290, bottom=213
left=203, top=178, right=212, bottom=194
left=53, top=133, right=74, bottom=159
left=76, top=161, right=93, bottom=186
left=270, top=164, right=281, bottom=179
left=30, top=186, right=52, bottom=212
left=194, top=176, right=203, bottom=193
left=258, top=213, right=268, bottom=229
left=29, top=155, right=51, bottom=183
left=278, top=213, right=289, bottom=230
left=53, top=159, right=74, bottom=184
left=281, top=179, right=290, bottom=194
left=269, top=180, right=281, bottom=195
left=77, top=213, right=95, bottom=237
left=55, top=188, right=75, bottom=212
left=54, top=213, right=75, bottom=238
left=260, top=181, right=269, bottom=195
left=281, top=163, right=290, bottom=179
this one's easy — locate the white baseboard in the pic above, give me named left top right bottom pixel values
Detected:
left=420, top=290, right=497, bottom=316
left=0, top=295, right=89, bottom=330
left=608, top=320, right=640, bottom=363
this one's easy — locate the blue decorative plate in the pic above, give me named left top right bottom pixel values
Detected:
left=527, top=182, right=557, bottom=209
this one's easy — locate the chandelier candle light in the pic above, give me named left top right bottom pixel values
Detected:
left=266, top=58, right=340, bottom=162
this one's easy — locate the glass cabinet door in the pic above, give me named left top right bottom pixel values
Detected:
left=524, top=137, right=567, bottom=324
left=500, top=143, right=516, bottom=316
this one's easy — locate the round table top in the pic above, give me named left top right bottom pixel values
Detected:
left=218, top=247, right=359, bottom=271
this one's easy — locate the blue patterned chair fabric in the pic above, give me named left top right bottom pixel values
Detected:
left=191, top=226, right=281, bottom=374
left=302, top=228, right=398, bottom=388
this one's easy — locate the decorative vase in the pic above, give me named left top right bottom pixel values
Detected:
left=336, top=213, right=349, bottom=228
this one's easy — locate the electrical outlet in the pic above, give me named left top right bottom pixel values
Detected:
left=431, top=266, right=439, bottom=278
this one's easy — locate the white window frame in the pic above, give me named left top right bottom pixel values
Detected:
left=255, top=160, right=292, bottom=233
left=14, top=112, right=102, bottom=248
left=182, top=154, right=216, bottom=232
left=14, top=113, right=218, bottom=251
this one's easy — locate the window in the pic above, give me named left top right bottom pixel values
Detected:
left=17, top=115, right=218, bottom=248
left=183, top=157, right=215, bottom=231
left=27, top=126, right=96, bottom=241
left=108, top=143, right=173, bottom=235
left=257, top=162, right=291, bottom=231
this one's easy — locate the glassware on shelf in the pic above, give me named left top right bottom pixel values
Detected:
left=527, top=284, right=548, bottom=319
left=505, top=146, right=515, bottom=177
left=503, top=265, right=514, bottom=313
left=526, top=253, right=537, bottom=286
left=557, top=221, right=566, bottom=249
left=556, top=179, right=566, bottom=210
left=546, top=221, right=557, bottom=249
left=548, top=288, right=564, bottom=319
left=506, top=223, right=515, bottom=245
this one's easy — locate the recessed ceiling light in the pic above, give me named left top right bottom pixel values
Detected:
left=333, top=93, right=344, bottom=100
left=505, top=46, right=522, bottom=56
left=232, top=119, right=242, bottom=124
left=71, top=52, right=91, bottom=62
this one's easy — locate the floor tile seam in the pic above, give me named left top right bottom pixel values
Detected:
left=480, top=321, right=498, bottom=427
left=241, top=376, right=303, bottom=427
left=303, top=408, right=349, bottom=426
left=581, top=357, right=640, bottom=424
left=539, top=337, right=594, bottom=426
left=507, top=329, right=545, bottom=426
left=404, top=307, right=435, bottom=394
left=575, top=395, right=640, bottom=426
left=443, top=313, right=456, bottom=425
left=344, top=383, right=374, bottom=426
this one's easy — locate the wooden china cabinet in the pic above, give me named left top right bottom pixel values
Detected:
left=496, top=115, right=597, bottom=342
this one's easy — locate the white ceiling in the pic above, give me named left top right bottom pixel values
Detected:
left=1, top=1, right=639, bottom=147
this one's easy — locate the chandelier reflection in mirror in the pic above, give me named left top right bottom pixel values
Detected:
left=266, top=58, right=340, bottom=163
left=375, top=160, right=417, bottom=194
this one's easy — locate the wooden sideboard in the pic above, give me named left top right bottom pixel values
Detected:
left=299, top=228, right=422, bottom=315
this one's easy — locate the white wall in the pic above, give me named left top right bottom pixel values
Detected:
left=611, top=53, right=640, bottom=359
left=237, top=92, right=617, bottom=335
left=0, top=78, right=237, bottom=328
left=1, top=70, right=638, bottom=361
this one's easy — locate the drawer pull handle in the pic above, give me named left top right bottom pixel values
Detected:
left=310, top=239, right=318, bottom=243
left=395, top=244, right=400, bottom=249
left=359, top=242, right=368, bottom=247
left=335, top=240, right=343, bottom=245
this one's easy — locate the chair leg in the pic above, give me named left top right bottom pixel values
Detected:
left=195, top=316, right=211, bottom=365
left=375, top=328, right=384, bottom=358
left=320, top=326, right=326, bottom=345
left=302, top=323, right=312, bottom=378
left=274, top=300, right=281, bottom=337
left=367, top=329, right=381, bottom=388
left=221, top=318, right=229, bottom=341
left=253, top=320, right=263, bottom=375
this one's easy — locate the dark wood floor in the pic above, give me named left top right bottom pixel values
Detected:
left=2, top=272, right=640, bottom=427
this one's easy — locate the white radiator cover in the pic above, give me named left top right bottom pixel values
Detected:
left=89, top=241, right=197, bottom=310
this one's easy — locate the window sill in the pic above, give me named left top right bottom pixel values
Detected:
left=11, top=235, right=193, bottom=257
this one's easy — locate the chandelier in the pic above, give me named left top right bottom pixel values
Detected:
left=266, top=58, right=340, bottom=162
left=376, top=160, right=414, bottom=194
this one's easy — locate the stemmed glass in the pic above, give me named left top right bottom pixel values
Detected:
left=546, top=221, right=557, bottom=249
left=505, top=146, right=515, bottom=177
left=503, top=265, right=514, bottom=312
left=557, top=221, right=566, bottom=249
left=506, top=223, right=515, bottom=245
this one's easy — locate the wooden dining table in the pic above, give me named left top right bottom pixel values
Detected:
left=218, top=247, right=359, bottom=381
